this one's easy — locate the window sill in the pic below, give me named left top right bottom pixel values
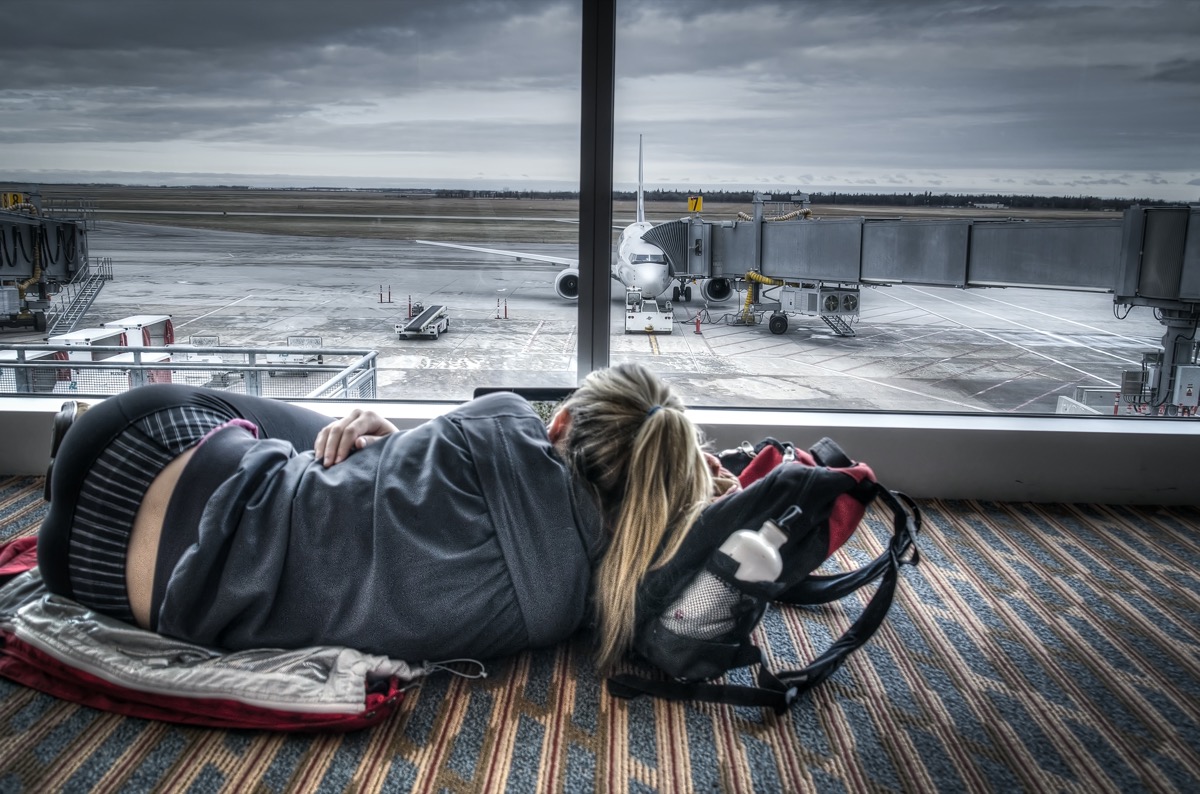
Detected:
left=2, top=397, right=1194, bottom=505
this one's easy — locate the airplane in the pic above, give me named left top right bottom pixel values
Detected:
left=415, top=136, right=734, bottom=307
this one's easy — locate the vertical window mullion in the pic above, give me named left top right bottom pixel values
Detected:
left=577, top=0, right=616, bottom=381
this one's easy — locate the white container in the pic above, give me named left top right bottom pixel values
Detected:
left=718, top=520, right=787, bottom=582
left=659, top=519, right=790, bottom=641
left=103, top=314, right=174, bottom=347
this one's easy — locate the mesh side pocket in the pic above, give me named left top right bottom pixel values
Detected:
left=658, top=571, right=743, bottom=641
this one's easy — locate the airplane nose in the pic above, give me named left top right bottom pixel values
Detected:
left=636, top=264, right=670, bottom=298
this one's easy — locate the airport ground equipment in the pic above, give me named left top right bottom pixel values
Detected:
left=397, top=303, right=450, bottom=339
left=49, top=327, right=129, bottom=358
left=96, top=315, right=178, bottom=386
left=624, top=289, right=673, bottom=334
left=166, top=335, right=231, bottom=385
left=1, top=190, right=109, bottom=335
left=265, top=336, right=325, bottom=376
left=731, top=269, right=861, bottom=336
left=103, top=315, right=175, bottom=347
left=44, top=327, right=137, bottom=392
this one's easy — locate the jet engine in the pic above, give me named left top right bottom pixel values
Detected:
left=555, top=268, right=581, bottom=300
left=700, top=277, right=733, bottom=303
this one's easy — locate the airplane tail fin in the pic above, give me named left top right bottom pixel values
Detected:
left=636, top=134, right=645, bottom=224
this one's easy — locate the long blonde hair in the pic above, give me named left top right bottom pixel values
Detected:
left=559, top=363, right=712, bottom=670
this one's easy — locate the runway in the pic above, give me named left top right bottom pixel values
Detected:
left=12, top=221, right=1167, bottom=411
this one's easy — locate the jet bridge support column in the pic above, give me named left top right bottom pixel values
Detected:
left=752, top=192, right=765, bottom=271
left=1114, top=205, right=1200, bottom=410
left=1153, top=309, right=1200, bottom=408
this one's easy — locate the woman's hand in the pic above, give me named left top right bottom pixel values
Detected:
left=314, top=409, right=400, bottom=467
left=704, top=452, right=742, bottom=500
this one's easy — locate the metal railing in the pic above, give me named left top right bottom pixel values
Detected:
left=0, top=343, right=377, bottom=399
left=41, top=197, right=99, bottom=230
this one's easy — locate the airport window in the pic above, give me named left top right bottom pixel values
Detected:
left=609, top=0, right=1199, bottom=418
left=2, top=2, right=585, bottom=402
left=2, top=0, right=1197, bottom=428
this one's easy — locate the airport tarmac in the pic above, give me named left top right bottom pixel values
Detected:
left=5, top=220, right=1168, bottom=412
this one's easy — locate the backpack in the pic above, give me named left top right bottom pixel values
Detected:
left=607, top=437, right=922, bottom=713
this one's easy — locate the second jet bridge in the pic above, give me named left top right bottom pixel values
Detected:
left=642, top=198, right=1200, bottom=410
left=645, top=197, right=1128, bottom=292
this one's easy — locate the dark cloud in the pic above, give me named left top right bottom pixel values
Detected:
left=1, top=0, right=579, bottom=124
left=7, top=1, right=569, bottom=61
left=1067, top=177, right=1131, bottom=187
left=1146, top=58, right=1200, bottom=83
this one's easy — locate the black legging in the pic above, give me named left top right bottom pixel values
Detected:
left=38, top=385, right=331, bottom=606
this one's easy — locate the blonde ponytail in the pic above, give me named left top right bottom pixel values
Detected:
left=559, top=363, right=712, bottom=671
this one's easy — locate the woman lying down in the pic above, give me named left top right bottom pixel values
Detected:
left=37, top=363, right=739, bottom=672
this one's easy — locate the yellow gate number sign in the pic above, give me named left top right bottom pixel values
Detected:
left=687, top=195, right=703, bottom=212
left=1, top=192, right=25, bottom=208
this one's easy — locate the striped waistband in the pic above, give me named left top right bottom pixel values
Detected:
left=66, top=405, right=232, bottom=624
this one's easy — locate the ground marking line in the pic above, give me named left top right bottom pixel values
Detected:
left=175, top=295, right=254, bottom=328
left=878, top=289, right=1120, bottom=387
left=1010, top=379, right=1085, bottom=413
left=520, top=321, right=546, bottom=354
left=948, top=288, right=1157, bottom=347
left=902, top=286, right=1145, bottom=366
left=735, top=351, right=987, bottom=412
left=892, top=328, right=955, bottom=346
left=970, top=365, right=1049, bottom=398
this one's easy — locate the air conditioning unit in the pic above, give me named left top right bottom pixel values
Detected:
left=818, top=288, right=860, bottom=317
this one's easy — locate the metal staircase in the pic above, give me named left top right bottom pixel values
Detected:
left=821, top=314, right=856, bottom=337
left=46, top=257, right=113, bottom=337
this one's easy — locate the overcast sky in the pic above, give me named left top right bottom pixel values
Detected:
left=2, top=0, right=1197, bottom=199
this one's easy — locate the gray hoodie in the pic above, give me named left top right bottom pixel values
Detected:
left=156, top=393, right=607, bottom=662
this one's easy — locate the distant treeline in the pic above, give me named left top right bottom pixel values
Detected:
left=799, top=191, right=1174, bottom=211
left=129, top=184, right=1178, bottom=210
left=428, top=187, right=1175, bottom=210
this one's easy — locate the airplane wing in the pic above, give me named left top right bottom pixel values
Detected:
left=414, top=240, right=578, bottom=267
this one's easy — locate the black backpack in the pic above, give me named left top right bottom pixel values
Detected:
left=608, top=437, right=922, bottom=713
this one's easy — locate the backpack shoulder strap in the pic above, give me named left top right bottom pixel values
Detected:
left=809, top=437, right=853, bottom=468
left=772, top=488, right=920, bottom=698
left=609, top=647, right=796, bottom=713
left=779, top=488, right=921, bottom=605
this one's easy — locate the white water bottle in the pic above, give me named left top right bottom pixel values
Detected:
left=660, top=519, right=789, bottom=641
left=718, top=519, right=787, bottom=582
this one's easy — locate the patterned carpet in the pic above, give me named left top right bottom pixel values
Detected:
left=0, top=473, right=1197, bottom=793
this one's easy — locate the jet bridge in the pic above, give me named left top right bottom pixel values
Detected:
left=1, top=190, right=98, bottom=334
left=647, top=198, right=1200, bottom=411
